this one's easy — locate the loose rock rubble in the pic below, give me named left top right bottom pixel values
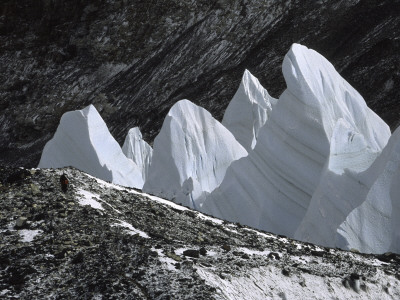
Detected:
left=0, top=166, right=399, bottom=299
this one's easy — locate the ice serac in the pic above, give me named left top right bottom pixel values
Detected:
left=294, top=118, right=380, bottom=247
left=122, top=127, right=153, bottom=182
left=143, top=99, right=247, bottom=209
left=222, top=69, right=277, bottom=151
left=38, top=105, right=144, bottom=189
left=202, top=43, right=390, bottom=237
left=336, top=126, right=400, bottom=254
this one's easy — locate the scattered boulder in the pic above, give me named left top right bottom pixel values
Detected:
left=166, top=252, right=181, bottom=262
left=71, top=251, right=84, bottom=264
left=282, top=268, right=291, bottom=277
left=15, top=216, right=28, bottom=229
left=268, top=252, right=280, bottom=260
left=183, top=249, right=200, bottom=258
left=221, top=244, right=231, bottom=252
left=199, top=247, right=207, bottom=256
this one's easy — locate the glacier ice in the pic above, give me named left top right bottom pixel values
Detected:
left=38, top=105, right=144, bottom=189
left=143, top=99, right=247, bottom=209
left=222, top=69, right=277, bottom=151
left=336, top=126, right=400, bottom=254
left=35, top=43, right=398, bottom=254
left=122, top=127, right=153, bottom=182
left=294, top=118, right=381, bottom=248
left=201, top=43, right=390, bottom=237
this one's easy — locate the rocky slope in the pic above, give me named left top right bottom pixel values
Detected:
left=1, top=0, right=399, bottom=167
left=1, top=166, right=400, bottom=299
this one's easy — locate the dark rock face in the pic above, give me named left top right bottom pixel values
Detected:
left=1, top=1, right=400, bottom=169
left=0, top=166, right=400, bottom=299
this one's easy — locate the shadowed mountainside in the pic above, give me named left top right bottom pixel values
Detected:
left=0, top=0, right=399, bottom=167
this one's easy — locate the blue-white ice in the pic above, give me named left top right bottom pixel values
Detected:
left=143, top=100, right=247, bottom=209
left=38, top=105, right=144, bottom=189
left=201, top=44, right=390, bottom=244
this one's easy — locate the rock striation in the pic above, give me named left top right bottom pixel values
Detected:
left=1, top=1, right=399, bottom=168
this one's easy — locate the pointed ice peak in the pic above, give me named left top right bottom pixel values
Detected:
left=122, top=127, right=153, bottom=182
left=38, top=105, right=144, bottom=189
left=125, top=127, right=143, bottom=141
left=222, top=69, right=277, bottom=151
left=240, top=69, right=276, bottom=108
left=283, top=43, right=390, bottom=152
left=81, top=103, right=96, bottom=116
left=143, top=99, right=247, bottom=209
left=202, top=43, right=390, bottom=238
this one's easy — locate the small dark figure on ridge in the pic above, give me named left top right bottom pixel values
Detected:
left=60, top=174, right=69, bottom=193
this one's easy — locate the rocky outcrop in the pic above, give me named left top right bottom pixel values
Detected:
left=1, top=166, right=399, bottom=299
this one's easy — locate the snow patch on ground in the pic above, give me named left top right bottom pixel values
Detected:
left=174, top=248, right=187, bottom=255
left=236, top=247, right=270, bottom=257
left=196, top=213, right=224, bottom=225
left=99, top=200, right=122, bottom=214
left=76, top=189, right=104, bottom=211
left=242, top=227, right=277, bottom=240
left=198, top=265, right=400, bottom=300
left=134, top=191, right=189, bottom=212
left=152, top=248, right=178, bottom=271
left=18, top=229, right=42, bottom=242
left=84, top=173, right=126, bottom=191
left=112, top=220, right=149, bottom=239
left=85, top=172, right=188, bottom=212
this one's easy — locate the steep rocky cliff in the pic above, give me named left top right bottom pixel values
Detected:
left=1, top=0, right=399, bottom=167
